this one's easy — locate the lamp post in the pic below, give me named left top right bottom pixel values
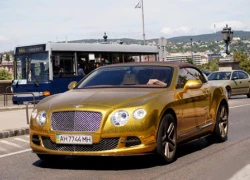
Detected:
left=103, top=32, right=108, bottom=43
left=190, top=38, right=194, bottom=61
left=221, top=24, right=233, bottom=55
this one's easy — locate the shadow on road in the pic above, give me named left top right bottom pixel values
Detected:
left=33, top=136, right=217, bottom=170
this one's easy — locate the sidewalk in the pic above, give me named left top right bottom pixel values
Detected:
left=0, top=100, right=34, bottom=139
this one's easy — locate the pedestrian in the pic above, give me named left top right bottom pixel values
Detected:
left=77, top=64, right=85, bottom=76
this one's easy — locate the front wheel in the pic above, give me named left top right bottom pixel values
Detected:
left=156, top=114, right=177, bottom=164
left=212, top=103, right=229, bottom=142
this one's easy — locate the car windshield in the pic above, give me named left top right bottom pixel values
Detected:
left=15, top=52, right=49, bottom=83
left=76, top=65, right=173, bottom=88
left=208, top=72, right=231, bottom=80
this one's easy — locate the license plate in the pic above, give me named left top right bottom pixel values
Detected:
left=56, top=134, right=93, bottom=145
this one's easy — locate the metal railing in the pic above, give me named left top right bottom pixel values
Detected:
left=2, top=92, right=37, bottom=107
left=26, top=100, right=40, bottom=124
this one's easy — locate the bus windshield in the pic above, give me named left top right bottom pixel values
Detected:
left=15, top=52, right=49, bottom=83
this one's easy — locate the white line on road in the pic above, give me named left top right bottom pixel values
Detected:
left=0, top=149, right=31, bottom=159
left=229, top=164, right=250, bottom=180
left=229, top=104, right=250, bottom=109
left=14, top=137, right=30, bottom=143
left=0, top=140, right=22, bottom=148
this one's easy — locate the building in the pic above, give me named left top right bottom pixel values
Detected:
left=0, top=53, right=14, bottom=74
left=165, top=52, right=208, bottom=65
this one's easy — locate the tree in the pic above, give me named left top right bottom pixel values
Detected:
left=5, top=53, right=10, bottom=62
left=233, top=51, right=250, bottom=74
left=0, top=69, right=12, bottom=80
left=186, top=57, right=194, bottom=64
left=197, top=58, right=219, bottom=72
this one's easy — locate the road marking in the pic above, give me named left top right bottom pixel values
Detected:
left=14, top=137, right=30, bottom=143
left=0, top=140, right=22, bottom=148
left=230, top=104, right=250, bottom=109
left=229, top=164, right=250, bottom=180
left=0, top=149, right=31, bottom=159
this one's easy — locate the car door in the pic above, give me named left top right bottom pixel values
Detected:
left=231, top=71, right=249, bottom=95
left=237, top=71, right=250, bottom=94
left=176, top=68, right=210, bottom=138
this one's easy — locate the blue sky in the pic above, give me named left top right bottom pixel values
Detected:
left=1, top=0, right=250, bottom=52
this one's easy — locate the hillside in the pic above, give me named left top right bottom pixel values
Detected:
left=69, top=31, right=250, bottom=44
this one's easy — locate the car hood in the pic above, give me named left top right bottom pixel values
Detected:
left=38, top=88, right=167, bottom=111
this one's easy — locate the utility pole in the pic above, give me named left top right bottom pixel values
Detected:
left=141, top=0, right=145, bottom=45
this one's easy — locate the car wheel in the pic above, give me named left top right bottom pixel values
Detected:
left=37, top=154, right=65, bottom=162
left=156, top=114, right=177, bottom=164
left=247, top=88, right=250, bottom=98
left=226, top=87, right=231, bottom=99
left=212, top=103, right=229, bottom=142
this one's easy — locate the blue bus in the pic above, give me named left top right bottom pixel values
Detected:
left=12, top=42, right=158, bottom=104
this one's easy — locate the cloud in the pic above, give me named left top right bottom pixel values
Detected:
left=211, top=21, right=250, bottom=31
left=160, top=26, right=192, bottom=36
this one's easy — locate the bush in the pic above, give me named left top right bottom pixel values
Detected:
left=0, top=69, right=13, bottom=80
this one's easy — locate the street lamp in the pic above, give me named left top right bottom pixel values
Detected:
left=103, top=32, right=108, bottom=43
left=190, top=38, right=194, bottom=61
left=221, top=24, right=233, bottom=55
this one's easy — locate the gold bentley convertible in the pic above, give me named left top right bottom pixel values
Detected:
left=30, top=62, right=229, bottom=164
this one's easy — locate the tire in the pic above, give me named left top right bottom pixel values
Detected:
left=226, top=87, right=231, bottom=99
left=247, top=88, right=250, bottom=98
left=37, top=154, right=65, bottom=162
left=212, top=103, right=229, bottom=142
left=156, top=114, right=177, bottom=164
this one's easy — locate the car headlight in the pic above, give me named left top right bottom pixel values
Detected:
left=111, top=110, right=129, bottom=126
left=36, top=110, right=47, bottom=126
left=133, top=108, right=147, bottom=120
left=31, top=109, right=38, bottom=119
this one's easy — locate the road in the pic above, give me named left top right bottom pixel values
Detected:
left=0, top=96, right=250, bottom=180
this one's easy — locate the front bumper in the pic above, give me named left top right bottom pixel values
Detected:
left=30, top=131, right=157, bottom=156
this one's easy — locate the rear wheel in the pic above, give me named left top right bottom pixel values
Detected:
left=212, top=103, right=229, bottom=142
left=156, top=114, right=177, bottom=164
left=247, top=88, right=250, bottom=98
left=226, top=86, right=231, bottom=99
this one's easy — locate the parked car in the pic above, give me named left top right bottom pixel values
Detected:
left=30, top=61, right=229, bottom=164
left=207, top=70, right=250, bottom=98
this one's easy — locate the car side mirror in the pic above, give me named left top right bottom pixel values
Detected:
left=183, top=79, right=202, bottom=92
left=68, top=81, right=78, bottom=90
left=175, top=79, right=202, bottom=99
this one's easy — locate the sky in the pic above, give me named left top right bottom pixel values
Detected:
left=1, top=0, right=250, bottom=52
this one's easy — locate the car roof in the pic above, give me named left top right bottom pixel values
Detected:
left=100, top=61, right=197, bottom=69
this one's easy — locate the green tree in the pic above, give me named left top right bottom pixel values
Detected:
left=186, top=57, right=194, bottom=64
left=233, top=51, right=250, bottom=74
left=0, top=69, right=12, bottom=80
left=5, top=53, right=10, bottom=62
left=197, top=58, right=219, bottom=72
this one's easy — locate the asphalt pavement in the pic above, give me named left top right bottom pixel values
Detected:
left=0, top=99, right=34, bottom=139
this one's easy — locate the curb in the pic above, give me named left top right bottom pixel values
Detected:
left=0, top=106, right=34, bottom=111
left=0, top=127, right=29, bottom=139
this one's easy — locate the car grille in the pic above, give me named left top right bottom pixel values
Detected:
left=51, top=111, right=102, bottom=132
left=42, top=137, right=119, bottom=152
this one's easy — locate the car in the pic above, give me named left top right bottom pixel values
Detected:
left=207, top=70, right=250, bottom=99
left=29, top=61, right=229, bottom=164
